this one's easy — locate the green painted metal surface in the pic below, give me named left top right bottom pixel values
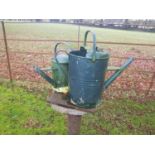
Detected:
left=51, top=58, right=68, bottom=87
left=69, top=30, right=110, bottom=108
left=34, top=42, right=70, bottom=88
left=69, top=30, right=134, bottom=108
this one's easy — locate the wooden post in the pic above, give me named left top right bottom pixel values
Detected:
left=68, top=114, right=82, bottom=135
left=47, top=91, right=91, bottom=135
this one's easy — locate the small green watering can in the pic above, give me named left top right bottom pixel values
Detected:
left=34, top=42, right=71, bottom=88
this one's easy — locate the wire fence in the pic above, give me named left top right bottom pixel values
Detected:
left=0, top=21, right=155, bottom=102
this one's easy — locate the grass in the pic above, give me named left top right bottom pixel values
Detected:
left=0, top=23, right=155, bottom=56
left=0, top=83, right=67, bottom=134
left=81, top=100, right=155, bottom=134
left=0, top=82, right=154, bottom=135
left=1, top=23, right=155, bottom=43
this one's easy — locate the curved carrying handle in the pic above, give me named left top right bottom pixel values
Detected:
left=54, top=42, right=71, bottom=58
left=84, top=30, right=97, bottom=61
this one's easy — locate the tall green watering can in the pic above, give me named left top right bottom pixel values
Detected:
left=34, top=42, right=71, bottom=89
left=69, top=30, right=134, bottom=108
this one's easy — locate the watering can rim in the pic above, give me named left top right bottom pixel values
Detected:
left=69, top=50, right=110, bottom=60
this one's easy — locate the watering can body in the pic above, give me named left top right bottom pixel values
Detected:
left=69, top=31, right=133, bottom=108
left=51, top=54, right=68, bottom=87
left=69, top=50, right=109, bottom=108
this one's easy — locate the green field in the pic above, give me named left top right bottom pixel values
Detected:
left=0, top=83, right=155, bottom=135
left=1, top=23, right=155, bottom=43
left=0, top=23, right=155, bottom=56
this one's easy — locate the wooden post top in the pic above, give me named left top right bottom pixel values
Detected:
left=47, top=90, right=97, bottom=115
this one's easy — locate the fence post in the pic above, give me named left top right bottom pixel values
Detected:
left=145, top=71, right=155, bottom=96
left=77, top=25, right=80, bottom=48
left=1, top=21, right=13, bottom=83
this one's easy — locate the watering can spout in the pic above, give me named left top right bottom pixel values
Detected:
left=103, top=57, right=134, bottom=91
left=33, top=65, right=57, bottom=87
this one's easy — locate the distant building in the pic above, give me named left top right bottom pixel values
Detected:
left=0, top=19, right=155, bottom=31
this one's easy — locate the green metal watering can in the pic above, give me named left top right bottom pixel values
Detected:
left=34, top=42, right=71, bottom=88
left=69, top=30, right=134, bottom=108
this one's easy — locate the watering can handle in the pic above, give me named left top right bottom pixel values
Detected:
left=54, top=42, right=71, bottom=58
left=84, top=30, right=97, bottom=61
